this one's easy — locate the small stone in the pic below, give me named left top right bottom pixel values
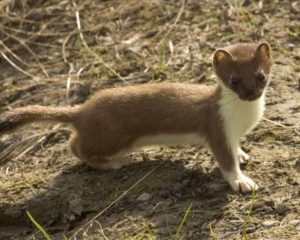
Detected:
left=264, top=206, right=274, bottom=214
left=264, top=199, right=275, bottom=208
left=244, top=202, right=263, bottom=211
left=274, top=204, right=290, bottom=215
left=287, top=177, right=298, bottom=186
left=262, top=220, right=279, bottom=228
left=245, top=226, right=256, bottom=234
left=290, top=219, right=300, bottom=225
left=137, top=192, right=151, bottom=201
left=152, top=201, right=171, bottom=212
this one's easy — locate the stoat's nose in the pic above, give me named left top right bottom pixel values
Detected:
left=246, top=94, right=259, bottom=101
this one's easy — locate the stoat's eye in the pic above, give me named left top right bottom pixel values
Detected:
left=229, top=76, right=239, bottom=87
left=257, top=72, right=266, bottom=82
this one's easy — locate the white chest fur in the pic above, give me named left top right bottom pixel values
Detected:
left=218, top=87, right=265, bottom=151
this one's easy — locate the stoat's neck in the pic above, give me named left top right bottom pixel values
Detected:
left=218, top=84, right=265, bottom=150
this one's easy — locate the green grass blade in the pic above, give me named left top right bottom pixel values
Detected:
left=209, top=223, right=215, bottom=240
left=175, top=202, right=192, bottom=237
left=242, top=189, right=256, bottom=239
left=26, top=211, right=52, bottom=240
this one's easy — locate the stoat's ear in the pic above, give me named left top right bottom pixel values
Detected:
left=213, top=49, right=234, bottom=67
left=255, top=41, right=272, bottom=62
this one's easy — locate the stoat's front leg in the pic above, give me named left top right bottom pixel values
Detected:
left=208, top=138, right=258, bottom=193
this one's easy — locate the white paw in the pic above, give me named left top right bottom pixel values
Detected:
left=223, top=169, right=258, bottom=193
left=230, top=174, right=258, bottom=193
left=238, top=148, right=250, bottom=164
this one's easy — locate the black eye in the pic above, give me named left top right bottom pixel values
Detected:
left=257, top=72, right=266, bottom=82
left=230, top=76, right=239, bottom=87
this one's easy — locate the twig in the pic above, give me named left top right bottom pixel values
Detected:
left=0, top=125, right=68, bottom=164
left=0, top=35, right=49, bottom=78
left=0, top=16, right=65, bottom=57
left=66, top=64, right=74, bottom=103
left=262, top=117, right=292, bottom=128
left=0, top=51, right=37, bottom=79
left=262, top=117, right=300, bottom=134
left=74, top=5, right=129, bottom=85
left=62, top=32, right=75, bottom=103
left=92, top=221, right=109, bottom=240
left=97, top=221, right=109, bottom=240
left=62, top=32, right=73, bottom=64
left=68, top=161, right=163, bottom=239
left=0, top=0, right=13, bottom=8
left=14, top=124, right=61, bottom=161
left=0, top=40, right=31, bottom=67
left=156, top=0, right=186, bottom=48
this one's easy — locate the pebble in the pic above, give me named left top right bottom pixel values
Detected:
left=245, top=226, right=256, bottom=234
left=274, top=204, right=290, bottom=215
left=262, top=220, right=279, bottom=228
left=152, top=201, right=172, bottom=211
left=264, top=199, right=275, bottom=208
left=264, top=206, right=274, bottom=214
left=244, top=202, right=263, bottom=211
left=137, top=192, right=151, bottom=201
left=290, top=219, right=300, bottom=225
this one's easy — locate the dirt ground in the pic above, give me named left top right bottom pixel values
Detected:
left=0, top=0, right=299, bottom=239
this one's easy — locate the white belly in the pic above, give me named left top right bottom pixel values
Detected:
left=133, top=133, right=206, bottom=148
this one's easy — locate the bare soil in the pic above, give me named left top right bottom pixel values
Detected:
left=0, top=0, right=299, bottom=239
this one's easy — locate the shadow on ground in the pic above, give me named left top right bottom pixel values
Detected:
left=0, top=156, right=231, bottom=239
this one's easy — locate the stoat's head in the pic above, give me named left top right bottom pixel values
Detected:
left=213, top=42, right=272, bottom=101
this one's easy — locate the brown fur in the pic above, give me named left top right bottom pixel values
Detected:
left=0, top=42, right=273, bottom=192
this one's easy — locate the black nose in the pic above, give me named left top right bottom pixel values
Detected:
left=247, top=94, right=259, bottom=101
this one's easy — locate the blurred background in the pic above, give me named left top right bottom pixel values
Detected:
left=0, top=1, right=299, bottom=239
left=0, top=0, right=299, bottom=107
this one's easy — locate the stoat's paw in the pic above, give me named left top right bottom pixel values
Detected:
left=238, top=148, right=250, bottom=164
left=230, top=174, right=258, bottom=193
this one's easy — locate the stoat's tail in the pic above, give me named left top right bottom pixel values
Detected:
left=0, top=105, right=78, bottom=134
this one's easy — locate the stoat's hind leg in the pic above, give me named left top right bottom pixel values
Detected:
left=86, top=148, right=133, bottom=170
left=237, top=147, right=250, bottom=164
left=69, top=128, right=134, bottom=170
left=70, top=134, right=82, bottom=159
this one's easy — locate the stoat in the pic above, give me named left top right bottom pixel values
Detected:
left=0, top=42, right=272, bottom=193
